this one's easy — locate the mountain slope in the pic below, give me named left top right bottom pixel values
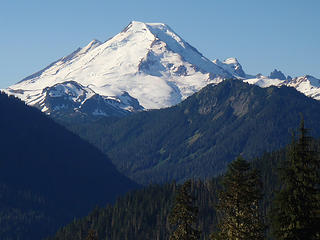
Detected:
left=47, top=180, right=219, bottom=240
left=4, top=21, right=231, bottom=118
left=4, top=21, right=320, bottom=120
left=47, top=146, right=287, bottom=240
left=69, top=80, right=320, bottom=185
left=212, top=58, right=246, bottom=78
left=0, top=92, right=138, bottom=240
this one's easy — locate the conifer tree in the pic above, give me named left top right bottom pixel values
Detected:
left=271, top=119, right=320, bottom=240
left=169, top=180, right=201, bottom=240
left=85, top=229, right=98, bottom=240
left=211, top=156, right=265, bottom=240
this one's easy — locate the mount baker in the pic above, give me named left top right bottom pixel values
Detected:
left=4, top=21, right=320, bottom=118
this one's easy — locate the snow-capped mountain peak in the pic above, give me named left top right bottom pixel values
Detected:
left=4, top=21, right=233, bottom=118
left=4, top=21, right=320, bottom=119
left=121, top=21, right=229, bottom=75
left=243, top=73, right=320, bottom=100
left=286, top=75, right=320, bottom=99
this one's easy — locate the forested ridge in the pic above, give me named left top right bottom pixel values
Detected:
left=0, top=92, right=138, bottom=240
left=66, top=80, right=320, bottom=185
left=47, top=147, right=286, bottom=240
left=47, top=125, right=320, bottom=240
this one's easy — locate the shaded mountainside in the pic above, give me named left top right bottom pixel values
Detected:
left=47, top=146, right=287, bottom=240
left=48, top=180, right=219, bottom=240
left=0, top=93, right=138, bottom=240
left=69, top=80, right=320, bottom=185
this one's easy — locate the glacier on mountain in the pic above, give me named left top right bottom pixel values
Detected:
left=3, top=21, right=320, bottom=117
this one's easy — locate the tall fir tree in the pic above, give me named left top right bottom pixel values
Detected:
left=271, top=119, right=320, bottom=240
left=211, top=156, right=265, bottom=240
left=169, top=180, right=201, bottom=240
left=85, top=229, right=98, bottom=240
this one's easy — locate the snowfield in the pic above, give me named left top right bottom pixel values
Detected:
left=3, top=21, right=320, bottom=116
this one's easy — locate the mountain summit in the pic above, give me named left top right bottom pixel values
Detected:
left=4, top=21, right=232, bottom=118
left=4, top=21, right=320, bottom=118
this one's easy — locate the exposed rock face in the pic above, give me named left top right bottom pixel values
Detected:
left=269, top=69, right=286, bottom=80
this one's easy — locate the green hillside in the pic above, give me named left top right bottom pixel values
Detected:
left=68, top=80, right=320, bottom=184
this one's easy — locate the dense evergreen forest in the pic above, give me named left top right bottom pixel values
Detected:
left=47, top=180, right=218, bottom=240
left=65, top=80, right=320, bottom=185
left=47, top=146, right=287, bottom=240
left=47, top=125, right=320, bottom=240
left=0, top=93, right=138, bottom=240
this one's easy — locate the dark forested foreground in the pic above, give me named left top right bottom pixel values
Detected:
left=270, top=120, right=320, bottom=240
left=48, top=121, right=320, bottom=240
left=46, top=164, right=268, bottom=240
left=0, top=93, right=138, bottom=240
left=47, top=180, right=219, bottom=240
left=66, top=80, right=320, bottom=185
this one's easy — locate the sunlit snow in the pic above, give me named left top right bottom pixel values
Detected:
left=3, top=21, right=320, bottom=115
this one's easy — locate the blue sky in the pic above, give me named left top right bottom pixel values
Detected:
left=1, top=0, right=319, bottom=88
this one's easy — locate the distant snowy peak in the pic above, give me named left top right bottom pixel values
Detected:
left=6, top=20, right=234, bottom=117
left=38, top=81, right=143, bottom=117
left=5, top=20, right=320, bottom=119
left=212, top=58, right=246, bottom=78
left=290, top=75, right=320, bottom=88
left=244, top=74, right=320, bottom=100
left=269, top=69, right=286, bottom=80
left=287, top=75, right=320, bottom=100
left=122, top=21, right=230, bottom=76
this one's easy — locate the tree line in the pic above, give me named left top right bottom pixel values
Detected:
left=50, top=120, right=319, bottom=240
left=65, top=79, right=320, bottom=186
left=168, top=119, right=319, bottom=240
